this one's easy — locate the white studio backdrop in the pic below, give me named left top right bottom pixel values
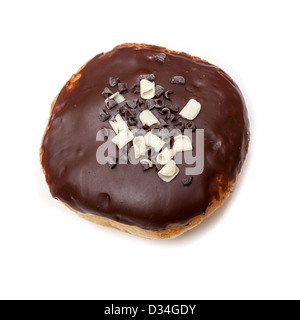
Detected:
left=0, top=0, right=299, bottom=300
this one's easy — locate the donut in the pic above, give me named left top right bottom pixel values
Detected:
left=40, top=43, right=250, bottom=239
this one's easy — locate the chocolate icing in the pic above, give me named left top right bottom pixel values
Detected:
left=41, top=44, right=250, bottom=231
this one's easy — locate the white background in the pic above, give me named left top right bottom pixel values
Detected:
left=0, top=0, right=299, bottom=300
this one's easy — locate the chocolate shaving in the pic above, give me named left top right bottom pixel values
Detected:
left=169, top=113, right=176, bottom=122
left=155, top=52, right=167, bottom=63
left=159, top=118, right=168, bottom=127
left=164, top=90, right=174, bottom=100
left=126, top=99, right=138, bottom=109
left=155, top=85, right=165, bottom=98
left=170, top=136, right=175, bottom=149
left=159, top=107, right=170, bottom=116
left=140, top=74, right=156, bottom=81
left=137, top=98, right=145, bottom=106
left=142, top=124, right=150, bottom=131
left=151, top=124, right=161, bottom=130
left=128, top=117, right=137, bottom=126
left=170, top=114, right=180, bottom=122
left=119, top=105, right=127, bottom=117
left=175, top=121, right=185, bottom=131
left=118, top=82, right=129, bottom=93
left=185, top=121, right=196, bottom=132
left=146, top=99, right=155, bottom=110
left=169, top=103, right=179, bottom=113
left=154, top=98, right=164, bottom=109
left=138, top=105, right=147, bottom=112
left=102, top=87, right=113, bottom=98
left=132, top=84, right=140, bottom=94
left=127, top=141, right=134, bottom=149
left=99, top=109, right=111, bottom=122
left=154, top=98, right=163, bottom=106
left=124, top=108, right=136, bottom=120
left=171, top=76, right=186, bottom=85
left=109, top=77, right=119, bottom=87
left=182, top=176, right=193, bottom=186
left=106, top=99, right=118, bottom=110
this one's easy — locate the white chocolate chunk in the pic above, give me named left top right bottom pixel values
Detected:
left=133, top=136, right=147, bottom=159
left=156, top=148, right=176, bottom=165
left=158, top=160, right=180, bottom=183
left=139, top=110, right=160, bottom=127
left=112, top=128, right=134, bottom=149
left=140, top=79, right=155, bottom=99
left=109, top=114, right=128, bottom=134
left=140, top=158, right=153, bottom=168
left=105, top=92, right=126, bottom=106
left=179, top=98, right=201, bottom=120
left=144, top=132, right=165, bottom=152
left=110, top=115, right=133, bottom=149
left=109, top=120, right=119, bottom=134
left=115, top=114, right=128, bottom=131
left=173, top=135, right=193, bottom=153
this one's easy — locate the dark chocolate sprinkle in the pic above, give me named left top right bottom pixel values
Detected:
left=154, top=98, right=163, bottom=105
left=127, top=141, right=134, bottom=149
left=99, top=109, right=111, bottom=122
left=169, top=103, right=179, bottom=113
left=175, top=121, right=185, bottom=131
left=142, top=124, right=150, bottom=131
left=170, top=136, right=175, bottom=149
left=154, top=98, right=164, bottom=109
left=137, top=98, right=145, bottom=106
left=155, top=85, right=165, bottom=98
left=169, top=113, right=176, bottom=122
left=138, top=105, right=147, bottom=112
left=164, top=90, right=174, bottom=100
left=154, top=104, right=164, bottom=110
left=146, top=99, right=155, bottom=110
left=132, top=84, right=140, bottom=94
left=109, top=77, right=119, bottom=87
left=118, top=82, right=129, bottom=93
left=182, top=176, right=193, bottom=186
left=150, top=124, right=161, bottom=130
left=128, top=117, right=137, bottom=126
left=159, top=107, right=170, bottom=116
left=171, top=76, right=186, bottom=85
left=171, top=114, right=180, bottom=122
left=119, top=105, right=127, bottom=117
left=124, top=108, right=136, bottom=120
left=140, top=74, right=156, bottom=81
left=102, top=87, right=113, bottom=98
left=185, top=121, right=196, bottom=132
left=159, top=118, right=168, bottom=127
left=155, top=52, right=167, bottom=63
left=126, top=99, right=138, bottom=109
left=106, top=99, right=118, bottom=110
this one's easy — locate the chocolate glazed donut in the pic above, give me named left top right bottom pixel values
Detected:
left=40, top=43, right=250, bottom=239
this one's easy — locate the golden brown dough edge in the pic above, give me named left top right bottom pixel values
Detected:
left=66, top=182, right=234, bottom=240
left=40, top=43, right=239, bottom=240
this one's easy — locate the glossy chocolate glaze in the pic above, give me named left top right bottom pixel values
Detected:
left=41, top=44, right=250, bottom=231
